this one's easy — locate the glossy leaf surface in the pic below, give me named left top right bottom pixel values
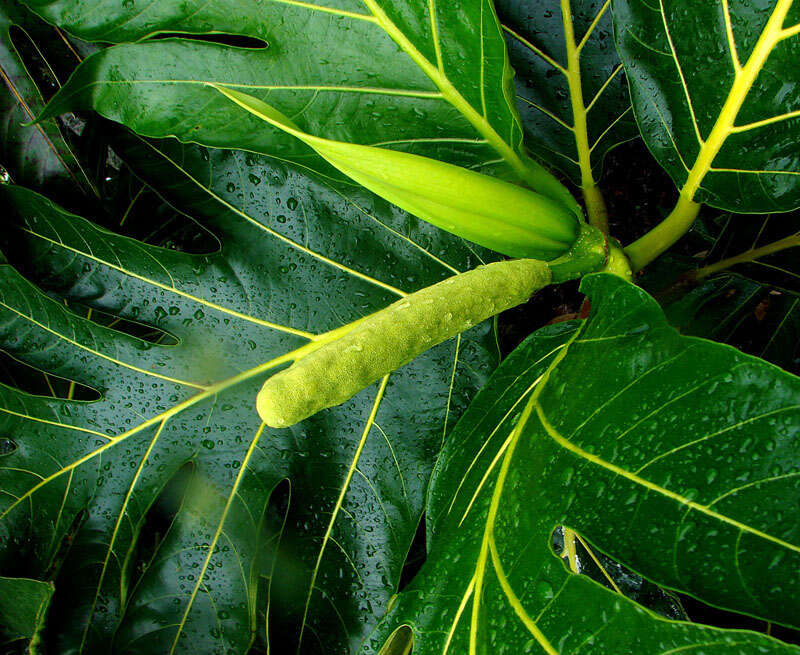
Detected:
left=614, top=0, right=800, bottom=212
left=0, top=3, right=91, bottom=197
left=498, top=0, right=637, bottom=188
left=0, top=130, right=498, bottom=655
left=364, top=274, right=800, bottom=654
left=0, top=576, right=54, bottom=645
left=25, top=0, right=580, bottom=210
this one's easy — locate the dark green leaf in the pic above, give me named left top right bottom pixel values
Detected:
left=665, top=274, right=800, bottom=376
left=645, top=211, right=800, bottom=374
left=24, top=0, right=578, bottom=211
left=614, top=0, right=800, bottom=212
left=0, top=132, right=498, bottom=655
left=364, top=274, right=800, bottom=653
left=498, top=0, right=637, bottom=188
left=0, top=2, right=92, bottom=197
left=0, top=576, right=54, bottom=646
left=700, top=212, right=800, bottom=295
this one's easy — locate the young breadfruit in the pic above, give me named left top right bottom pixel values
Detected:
left=257, top=258, right=552, bottom=428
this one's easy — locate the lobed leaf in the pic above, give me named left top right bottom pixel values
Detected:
left=0, top=131, right=498, bottom=655
left=24, top=0, right=577, bottom=210
left=614, top=0, right=800, bottom=212
left=365, top=274, right=800, bottom=653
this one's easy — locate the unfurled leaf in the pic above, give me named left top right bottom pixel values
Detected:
left=365, top=274, right=800, bottom=653
left=24, top=0, right=578, bottom=212
left=0, top=134, right=498, bottom=655
left=615, top=0, right=800, bottom=212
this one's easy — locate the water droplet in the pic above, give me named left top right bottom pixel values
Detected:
left=0, top=438, right=17, bottom=456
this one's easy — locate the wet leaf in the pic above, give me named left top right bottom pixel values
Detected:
left=615, top=0, right=800, bottom=212
left=365, top=274, right=800, bottom=653
left=0, top=135, right=498, bottom=655
left=25, top=0, right=577, bottom=211
left=498, top=0, right=637, bottom=191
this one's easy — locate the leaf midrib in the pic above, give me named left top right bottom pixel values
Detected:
left=443, top=330, right=579, bottom=655
left=502, top=0, right=623, bottom=171
left=359, top=0, right=535, bottom=187
left=534, top=400, right=800, bottom=555
left=670, top=0, right=796, bottom=200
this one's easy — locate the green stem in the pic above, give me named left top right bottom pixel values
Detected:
left=694, top=232, right=800, bottom=280
left=582, top=183, right=609, bottom=234
left=548, top=222, right=609, bottom=283
left=624, top=194, right=702, bottom=272
left=603, top=237, right=633, bottom=280
left=560, top=0, right=610, bottom=234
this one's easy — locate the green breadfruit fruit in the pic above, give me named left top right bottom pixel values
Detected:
left=258, top=258, right=552, bottom=427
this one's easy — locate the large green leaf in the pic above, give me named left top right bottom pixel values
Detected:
left=364, top=274, right=800, bottom=654
left=0, top=124, right=499, bottom=655
left=498, top=1, right=637, bottom=203
left=614, top=0, right=800, bottom=213
left=23, top=0, right=579, bottom=211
